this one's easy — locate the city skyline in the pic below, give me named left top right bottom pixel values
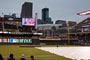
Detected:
left=0, top=0, right=90, bottom=23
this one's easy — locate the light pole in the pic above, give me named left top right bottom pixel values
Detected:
left=67, top=21, right=70, bottom=45
left=2, top=17, right=5, bottom=32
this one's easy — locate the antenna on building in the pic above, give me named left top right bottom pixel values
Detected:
left=43, top=0, right=47, bottom=8
left=2, top=12, right=4, bottom=17
left=45, top=0, right=47, bottom=8
left=9, top=13, right=11, bottom=15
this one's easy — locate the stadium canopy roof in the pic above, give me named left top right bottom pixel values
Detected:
left=77, top=10, right=90, bottom=16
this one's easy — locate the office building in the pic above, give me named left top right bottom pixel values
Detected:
left=4, top=13, right=16, bottom=18
left=21, top=2, right=33, bottom=18
left=42, top=8, right=53, bottom=24
left=42, top=8, right=49, bottom=22
left=37, top=19, right=44, bottom=24
left=68, top=21, right=77, bottom=27
left=55, top=20, right=67, bottom=27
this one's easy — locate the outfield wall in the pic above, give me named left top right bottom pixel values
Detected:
left=40, top=40, right=78, bottom=45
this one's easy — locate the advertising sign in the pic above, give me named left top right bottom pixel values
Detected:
left=0, top=39, right=32, bottom=43
left=0, top=39, right=1, bottom=43
left=9, top=39, right=32, bottom=43
left=10, top=39, right=18, bottom=43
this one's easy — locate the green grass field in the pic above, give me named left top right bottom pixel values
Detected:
left=0, top=45, right=71, bottom=60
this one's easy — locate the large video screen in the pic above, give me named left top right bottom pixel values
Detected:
left=22, top=18, right=35, bottom=26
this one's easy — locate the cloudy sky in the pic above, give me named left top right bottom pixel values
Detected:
left=0, top=0, right=90, bottom=23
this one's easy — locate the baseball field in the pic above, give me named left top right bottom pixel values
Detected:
left=0, top=45, right=71, bottom=60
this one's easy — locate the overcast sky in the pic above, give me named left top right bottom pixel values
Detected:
left=0, top=0, right=90, bottom=23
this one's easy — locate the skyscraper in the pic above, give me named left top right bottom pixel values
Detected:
left=21, top=2, right=33, bottom=18
left=42, top=8, right=49, bottom=22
